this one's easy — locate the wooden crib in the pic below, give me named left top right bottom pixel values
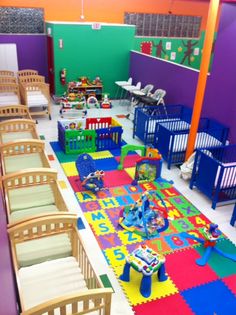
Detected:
left=20, top=82, right=51, bottom=119
left=0, top=83, right=20, bottom=106
left=8, top=214, right=112, bottom=315
left=0, top=76, right=17, bottom=84
left=2, top=168, right=69, bottom=224
left=0, top=119, right=39, bottom=144
left=19, top=75, right=45, bottom=85
left=0, top=70, right=15, bottom=77
left=0, top=105, right=32, bottom=121
left=17, top=70, right=39, bottom=78
left=0, top=139, right=51, bottom=175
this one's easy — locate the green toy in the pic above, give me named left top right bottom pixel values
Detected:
left=117, top=144, right=146, bottom=170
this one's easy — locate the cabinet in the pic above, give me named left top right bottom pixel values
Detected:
left=68, top=82, right=103, bottom=100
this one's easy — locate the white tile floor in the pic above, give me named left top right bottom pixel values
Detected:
left=36, top=101, right=236, bottom=315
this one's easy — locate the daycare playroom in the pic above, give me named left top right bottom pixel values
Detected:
left=0, top=0, right=236, bottom=314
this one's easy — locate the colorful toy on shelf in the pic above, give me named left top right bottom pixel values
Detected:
left=92, top=76, right=102, bottom=86
left=120, top=244, right=167, bottom=298
left=87, top=93, right=99, bottom=109
left=100, top=94, right=112, bottom=109
left=75, top=153, right=105, bottom=193
left=119, top=190, right=169, bottom=239
left=181, top=223, right=236, bottom=266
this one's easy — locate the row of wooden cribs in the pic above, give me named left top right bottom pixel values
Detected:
left=0, top=69, right=51, bottom=120
left=0, top=110, right=112, bottom=314
left=133, top=104, right=236, bottom=209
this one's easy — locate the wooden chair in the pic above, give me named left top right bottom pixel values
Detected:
left=8, top=214, right=112, bottom=315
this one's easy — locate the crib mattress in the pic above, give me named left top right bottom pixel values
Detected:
left=19, top=257, right=88, bottom=310
left=148, top=118, right=190, bottom=133
left=9, top=184, right=55, bottom=212
left=9, top=204, right=59, bottom=224
left=171, top=132, right=222, bottom=152
left=16, top=234, right=72, bottom=267
left=4, top=152, right=44, bottom=174
left=1, top=131, right=34, bottom=143
left=0, top=94, right=19, bottom=106
left=27, top=91, right=48, bottom=107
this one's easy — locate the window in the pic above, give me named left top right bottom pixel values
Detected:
left=124, top=13, right=201, bottom=38
left=0, top=7, right=44, bottom=34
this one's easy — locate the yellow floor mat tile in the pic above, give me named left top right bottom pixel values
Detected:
left=89, top=151, right=113, bottom=160
left=58, top=180, right=67, bottom=189
left=61, top=162, right=78, bottom=177
left=125, top=167, right=135, bottom=179
left=114, top=265, right=178, bottom=306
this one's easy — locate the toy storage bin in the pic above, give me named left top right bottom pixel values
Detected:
left=58, top=121, right=96, bottom=154
left=133, top=104, right=192, bottom=145
left=86, top=117, right=123, bottom=150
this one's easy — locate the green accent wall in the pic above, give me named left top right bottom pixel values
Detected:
left=133, top=31, right=215, bottom=71
left=46, top=23, right=135, bottom=96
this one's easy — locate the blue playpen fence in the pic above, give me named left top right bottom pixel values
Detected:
left=154, top=118, right=229, bottom=169
left=133, top=104, right=192, bottom=145
left=190, top=144, right=236, bottom=209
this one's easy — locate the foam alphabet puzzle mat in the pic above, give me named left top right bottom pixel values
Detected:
left=51, top=141, right=236, bottom=315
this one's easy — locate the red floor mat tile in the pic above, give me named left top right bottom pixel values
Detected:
left=67, top=176, right=85, bottom=192
left=165, top=248, right=218, bottom=291
left=222, top=275, right=236, bottom=295
left=104, top=170, right=132, bottom=187
left=115, top=154, right=141, bottom=168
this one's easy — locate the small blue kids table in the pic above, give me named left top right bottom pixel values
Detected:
left=120, top=244, right=167, bottom=297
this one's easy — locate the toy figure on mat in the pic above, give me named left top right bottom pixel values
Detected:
left=181, top=223, right=236, bottom=266
left=76, top=153, right=105, bottom=193
left=119, top=190, right=170, bottom=239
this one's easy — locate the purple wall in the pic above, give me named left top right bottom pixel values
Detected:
left=130, top=3, right=236, bottom=144
left=130, top=51, right=198, bottom=107
left=201, top=3, right=236, bottom=143
left=0, top=190, right=18, bottom=315
left=0, top=34, right=48, bottom=80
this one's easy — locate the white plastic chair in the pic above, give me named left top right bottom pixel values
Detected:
left=115, top=77, right=132, bottom=100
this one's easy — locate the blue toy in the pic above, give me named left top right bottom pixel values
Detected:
left=181, top=223, right=236, bottom=266
left=119, top=190, right=170, bottom=239
left=75, top=153, right=104, bottom=193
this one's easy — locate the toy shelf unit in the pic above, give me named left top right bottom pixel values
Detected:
left=68, top=82, right=103, bottom=100
left=58, top=117, right=123, bottom=154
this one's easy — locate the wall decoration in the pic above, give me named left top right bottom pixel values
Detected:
left=0, top=7, right=44, bottom=34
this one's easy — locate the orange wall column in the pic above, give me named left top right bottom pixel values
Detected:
left=185, top=0, right=220, bottom=160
